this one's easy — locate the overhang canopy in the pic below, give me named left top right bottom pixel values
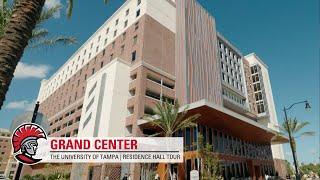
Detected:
left=138, top=99, right=288, bottom=145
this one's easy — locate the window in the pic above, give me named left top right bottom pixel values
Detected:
left=122, top=32, right=126, bottom=41
left=251, top=65, right=258, bottom=74
left=96, top=46, right=99, bottom=52
left=146, top=90, right=160, bottom=100
left=136, top=9, right=140, bottom=17
left=113, top=30, right=117, bottom=37
left=110, top=53, right=114, bottom=60
left=257, top=101, right=265, bottom=113
left=131, top=51, right=137, bottom=61
left=126, top=9, right=130, bottom=16
left=112, top=41, right=115, bottom=49
left=254, top=83, right=261, bottom=91
left=115, top=19, right=119, bottom=26
left=90, top=43, right=93, bottom=49
left=255, top=92, right=263, bottom=101
left=106, top=28, right=109, bottom=34
left=92, top=68, right=95, bottom=75
left=121, top=45, right=125, bottom=54
left=133, top=35, right=138, bottom=45
left=252, top=74, right=259, bottom=83
left=104, top=38, right=108, bottom=45
left=134, top=22, right=139, bottom=30
left=100, top=61, right=104, bottom=68
left=102, top=49, right=105, bottom=56
left=137, top=0, right=141, bottom=5
left=124, top=20, right=128, bottom=28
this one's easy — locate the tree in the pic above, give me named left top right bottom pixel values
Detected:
left=0, top=0, right=46, bottom=109
left=284, top=160, right=294, bottom=177
left=144, top=99, right=201, bottom=180
left=300, top=163, right=320, bottom=177
left=278, top=118, right=315, bottom=179
left=198, top=135, right=222, bottom=180
left=0, top=1, right=77, bottom=49
left=0, top=0, right=106, bottom=109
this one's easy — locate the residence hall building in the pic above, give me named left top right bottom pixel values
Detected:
left=23, top=0, right=287, bottom=179
left=0, top=128, right=16, bottom=179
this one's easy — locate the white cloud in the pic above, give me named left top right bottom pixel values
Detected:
left=14, top=62, right=50, bottom=79
left=5, top=100, right=35, bottom=111
left=44, top=0, right=62, bottom=18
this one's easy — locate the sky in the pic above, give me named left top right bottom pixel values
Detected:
left=0, top=0, right=319, bottom=164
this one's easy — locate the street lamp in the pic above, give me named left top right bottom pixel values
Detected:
left=14, top=101, right=40, bottom=180
left=283, top=100, right=311, bottom=180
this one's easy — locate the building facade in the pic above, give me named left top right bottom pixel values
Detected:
left=0, top=128, right=17, bottom=179
left=26, top=0, right=287, bottom=179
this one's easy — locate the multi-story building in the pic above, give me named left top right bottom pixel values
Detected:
left=0, top=128, right=15, bottom=178
left=244, top=53, right=286, bottom=172
left=4, top=155, right=18, bottom=180
left=23, top=0, right=287, bottom=179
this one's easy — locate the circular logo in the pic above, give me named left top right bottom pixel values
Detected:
left=12, top=123, right=47, bottom=165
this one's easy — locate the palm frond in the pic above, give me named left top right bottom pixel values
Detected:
left=295, top=131, right=315, bottom=139
left=38, top=4, right=62, bottom=24
left=144, top=100, right=200, bottom=137
left=67, top=0, right=73, bottom=19
left=28, top=36, right=77, bottom=49
left=31, top=28, right=49, bottom=40
left=280, top=117, right=314, bottom=139
left=293, top=121, right=310, bottom=134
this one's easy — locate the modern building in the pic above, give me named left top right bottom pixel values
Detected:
left=10, top=111, right=49, bottom=132
left=4, top=155, right=18, bottom=180
left=23, top=0, right=287, bottom=179
left=0, top=128, right=16, bottom=179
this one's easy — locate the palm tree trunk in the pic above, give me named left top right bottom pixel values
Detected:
left=0, top=0, right=45, bottom=109
left=290, top=138, right=300, bottom=179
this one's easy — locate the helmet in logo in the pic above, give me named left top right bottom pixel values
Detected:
left=12, top=123, right=47, bottom=164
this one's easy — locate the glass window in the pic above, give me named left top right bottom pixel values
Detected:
left=136, top=9, right=140, bottom=17
left=131, top=51, right=137, bottom=61
left=121, top=45, right=125, bottom=54
left=133, top=35, right=138, bottom=45
left=186, top=128, right=191, bottom=151
left=255, top=92, right=263, bottom=101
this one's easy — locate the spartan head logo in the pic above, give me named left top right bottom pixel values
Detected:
left=12, top=123, right=47, bottom=165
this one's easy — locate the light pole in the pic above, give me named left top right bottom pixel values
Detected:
left=283, top=100, right=311, bottom=180
left=14, top=101, right=40, bottom=180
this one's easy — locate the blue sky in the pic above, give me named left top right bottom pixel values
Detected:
left=0, top=0, right=319, bottom=164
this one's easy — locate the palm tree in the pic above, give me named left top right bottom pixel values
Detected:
left=144, top=99, right=201, bottom=180
left=278, top=118, right=315, bottom=179
left=0, top=0, right=107, bottom=109
left=1, top=1, right=77, bottom=49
